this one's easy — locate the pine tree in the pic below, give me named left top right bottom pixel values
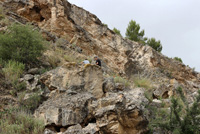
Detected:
left=147, top=87, right=200, bottom=134
left=113, top=27, right=121, bottom=36
left=125, top=20, right=147, bottom=44
left=146, top=38, right=162, bottom=52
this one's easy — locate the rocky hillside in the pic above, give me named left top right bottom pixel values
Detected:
left=0, top=0, right=200, bottom=134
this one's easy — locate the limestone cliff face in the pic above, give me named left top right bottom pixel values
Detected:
left=2, top=0, right=199, bottom=84
left=2, top=0, right=134, bottom=73
left=35, top=63, right=148, bottom=134
left=1, top=0, right=200, bottom=133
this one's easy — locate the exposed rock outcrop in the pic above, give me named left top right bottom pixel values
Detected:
left=40, top=63, right=104, bottom=99
left=1, top=0, right=200, bottom=133
left=2, top=0, right=199, bottom=100
left=35, top=63, right=148, bottom=134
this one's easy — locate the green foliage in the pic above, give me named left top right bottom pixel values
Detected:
left=0, top=58, right=5, bottom=67
left=47, top=54, right=61, bottom=68
left=174, top=57, right=183, bottom=63
left=113, top=27, right=121, bottom=36
left=19, top=92, right=43, bottom=112
left=2, top=60, right=25, bottom=83
left=114, top=76, right=130, bottom=87
left=2, top=60, right=26, bottom=96
left=0, top=109, right=44, bottom=134
left=147, top=38, right=162, bottom=52
left=0, top=5, right=5, bottom=20
left=103, top=23, right=108, bottom=27
left=144, top=89, right=154, bottom=102
left=0, top=23, right=45, bottom=64
left=64, top=55, right=84, bottom=64
left=16, top=81, right=27, bottom=91
left=147, top=87, right=200, bottom=134
left=133, top=77, right=152, bottom=89
left=39, top=68, right=51, bottom=74
left=125, top=20, right=147, bottom=44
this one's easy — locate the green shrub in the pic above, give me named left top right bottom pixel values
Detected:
left=0, top=5, right=5, bottom=20
left=113, top=27, right=121, bottom=36
left=0, top=109, right=44, bottom=134
left=174, top=57, right=183, bottom=63
left=47, top=54, right=61, bottom=68
left=0, top=23, right=45, bottom=64
left=144, top=89, right=154, bottom=102
left=3, top=60, right=25, bottom=83
left=10, top=81, right=27, bottom=97
left=0, top=58, right=5, bottom=67
left=133, top=77, right=152, bottom=89
left=114, top=76, right=130, bottom=87
left=39, top=68, right=51, bottom=74
left=103, top=23, right=108, bottom=27
left=146, top=38, right=162, bottom=52
left=125, top=20, right=147, bottom=44
left=147, top=87, right=200, bottom=134
left=20, top=92, right=42, bottom=112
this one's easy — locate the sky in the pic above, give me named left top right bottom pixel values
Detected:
left=68, top=0, right=200, bottom=72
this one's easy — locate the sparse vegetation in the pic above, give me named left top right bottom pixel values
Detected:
left=146, top=38, right=162, bottom=52
left=2, top=60, right=26, bottom=96
left=0, top=23, right=45, bottom=64
left=39, top=68, right=51, bottom=74
left=103, top=23, right=108, bottom=27
left=126, top=20, right=162, bottom=52
left=133, top=77, right=152, bottom=89
left=146, top=87, right=200, bottom=134
left=174, top=57, right=183, bottom=63
left=19, top=92, right=43, bottom=112
left=113, top=27, right=121, bottom=36
left=55, top=38, right=67, bottom=47
left=0, top=6, right=5, bottom=20
left=47, top=54, right=61, bottom=68
left=114, top=76, right=130, bottom=87
left=144, top=89, right=154, bottom=102
left=64, top=55, right=84, bottom=64
left=2, top=60, right=25, bottom=83
left=125, top=20, right=147, bottom=44
left=0, top=58, right=5, bottom=67
left=0, top=109, right=45, bottom=134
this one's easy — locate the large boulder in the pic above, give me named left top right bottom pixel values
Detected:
left=92, top=88, right=148, bottom=134
left=40, top=63, right=104, bottom=99
left=34, top=91, right=95, bottom=127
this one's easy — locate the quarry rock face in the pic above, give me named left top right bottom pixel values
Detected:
left=35, top=63, right=148, bottom=134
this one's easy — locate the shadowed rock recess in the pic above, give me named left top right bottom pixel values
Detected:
left=1, top=0, right=200, bottom=134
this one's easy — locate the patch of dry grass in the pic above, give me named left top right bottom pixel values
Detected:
left=0, top=109, right=44, bottom=134
left=133, top=77, right=152, bottom=89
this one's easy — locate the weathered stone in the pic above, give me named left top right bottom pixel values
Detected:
left=34, top=92, right=95, bottom=127
left=23, top=74, right=34, bottom=81
left=103, top=77, right=115, bottom=93
left=27, top=68, right=39, bottom=74
left=2, top=0, right=200, bottom=134
left=83, top=123, right=99, bottom=134
left=115, top=83, right=125, bottom=91
left=152, top=99, right=163, bottom=107
left=153, top=84, right=172, bottom=99
left=23, top=75, right=41, bottom=91
left=40, top=63, right=104, bottom=98
left=63, top=124, right=83, bottom=134
left=92, top=88, right=148, bottom=134
left=44, top=128, right=56, bottom=134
